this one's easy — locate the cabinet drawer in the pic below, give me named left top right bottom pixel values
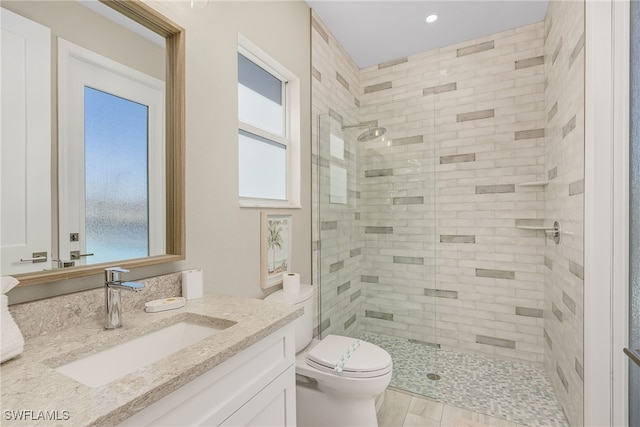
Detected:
left=219, top=366, right=296, bottom=427
left=120, top=324, right=295, bottom=426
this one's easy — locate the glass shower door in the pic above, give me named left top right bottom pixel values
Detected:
left=629, top=0, right=640, bottom=423
left=317, top=93, right=437, bottom=397
left=317, top=106, right=363, bottom=339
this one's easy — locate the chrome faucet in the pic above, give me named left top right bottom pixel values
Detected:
left=104, top=267, right=144, bottom=329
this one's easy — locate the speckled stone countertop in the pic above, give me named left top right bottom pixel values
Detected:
left=0, top=294, right=302, bottom=426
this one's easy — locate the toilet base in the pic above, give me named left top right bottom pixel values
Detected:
left=296, top=379, right=380, bottom=427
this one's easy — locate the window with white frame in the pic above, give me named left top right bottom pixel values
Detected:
left=238, top=36, right=300, bottom=207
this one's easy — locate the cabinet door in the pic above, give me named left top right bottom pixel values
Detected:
left=219, top=366, right=296, bottom=427
left=118, top=324, right=296, bottom=427
left=1, top=7, right=52, bottom=274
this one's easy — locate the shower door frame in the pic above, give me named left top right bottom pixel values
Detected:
left=584, top=0, right=631, bottom=425
left=611, top=2, right=632, bottom=425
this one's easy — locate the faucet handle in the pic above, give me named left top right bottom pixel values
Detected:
left=105, top=267, right=130, bottom=282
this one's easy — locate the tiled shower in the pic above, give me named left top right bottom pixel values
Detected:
left=311, top=2, right=584, bottom=426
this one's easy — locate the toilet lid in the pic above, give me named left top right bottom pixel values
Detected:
left=306, top=335, right=392, bottom=378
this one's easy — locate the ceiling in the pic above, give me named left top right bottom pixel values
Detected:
left=306, top=1, right=550, bottom=69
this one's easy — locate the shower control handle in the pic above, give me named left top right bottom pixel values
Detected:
left=544, top=221, right=561, bottom=244
left=624, top=348, right=640, bottom=367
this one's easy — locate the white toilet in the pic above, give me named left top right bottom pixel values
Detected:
left=265, top=284, right=392, bottom=427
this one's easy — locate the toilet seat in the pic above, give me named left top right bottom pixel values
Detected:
left=305, top=335, right=392, bottom=378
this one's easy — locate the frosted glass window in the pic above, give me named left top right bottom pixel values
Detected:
left=239, top=130, right=287, bottom=200
left=84, top=87, right=149, bottom=263
left=330, top=133, right=345, bottom=160
left=238, top=53, right=284, bottom=136
left=329, top=164, right=347, bottom=204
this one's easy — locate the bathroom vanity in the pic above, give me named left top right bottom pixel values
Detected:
left=0, top=294, right=301, bottom=426
left=120, top=323, right=296, bottom=426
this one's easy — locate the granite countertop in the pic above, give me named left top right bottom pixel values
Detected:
left=0, top=294, right=302, bottom=426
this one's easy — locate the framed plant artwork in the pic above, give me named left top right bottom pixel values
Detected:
left=260, top=212, right=292, bottom=289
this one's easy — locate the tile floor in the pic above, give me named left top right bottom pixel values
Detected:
left=361, top=332, right=568, bottom=427
left=377, top=388, right=529, bottom=427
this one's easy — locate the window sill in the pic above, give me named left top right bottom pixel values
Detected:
left=239, top=199, right=301, bottom=209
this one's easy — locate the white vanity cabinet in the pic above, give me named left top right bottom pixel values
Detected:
left=119, top=324, right=296, bottom=426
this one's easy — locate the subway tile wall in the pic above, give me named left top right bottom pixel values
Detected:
left=358, top=21, right=548, bottom=366
left=543, top=2, right=585, bottom=426
left=357, top=95, right=438, bottom=343
left=311, top=8, right=583, bottom=417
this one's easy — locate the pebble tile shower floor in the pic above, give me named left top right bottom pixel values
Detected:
left=359, top=332, right=569, bottom=427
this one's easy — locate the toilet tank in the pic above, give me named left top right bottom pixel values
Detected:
left=265, top=284, right=314, bottom=353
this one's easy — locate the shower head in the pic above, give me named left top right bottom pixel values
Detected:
left=341, top=123, right=387, bottom=142
left=357, top=126, right=386, bottom=142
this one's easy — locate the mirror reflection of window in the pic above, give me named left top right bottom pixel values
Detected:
left=84, top=87, right=150, bottom=264
left=329, top=164, right=347, bottom=205
left=58, top=39, right=165, bottom=266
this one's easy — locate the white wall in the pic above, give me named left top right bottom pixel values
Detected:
left=1, top=1, right=165, bottom=81
left=156, top=0, right=312, bottom=298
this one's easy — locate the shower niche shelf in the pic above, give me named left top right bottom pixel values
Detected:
left=517, top=181, right=548, bottom=187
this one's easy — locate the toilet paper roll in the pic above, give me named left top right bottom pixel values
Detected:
left=283, top=272, right=300, bottom=294
left=181, top=269, right=204, bottom=300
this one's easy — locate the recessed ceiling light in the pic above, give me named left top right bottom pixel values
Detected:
left=425, top=14, right=438, bottom=23
left=190, top=0, right=209, bottom=9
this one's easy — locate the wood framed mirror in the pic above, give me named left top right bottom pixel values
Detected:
left=3, top=0, right=185, bottom=287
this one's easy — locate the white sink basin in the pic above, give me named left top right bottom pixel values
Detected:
left=55, top=321, right=224, bottom=387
